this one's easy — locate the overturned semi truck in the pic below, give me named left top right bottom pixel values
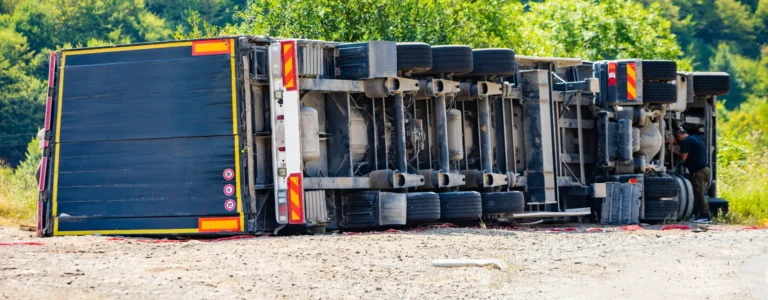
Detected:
left=35, top=36, right=730, bottom=236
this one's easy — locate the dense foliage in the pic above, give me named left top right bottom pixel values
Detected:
left=224, top=0, right=684, bottom=64
left=0, top=0, right=766, bottom=223
left=0, top=0, right=244, bottom=167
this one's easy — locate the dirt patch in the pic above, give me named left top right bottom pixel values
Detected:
left=1, top=225, right=767, bottom=299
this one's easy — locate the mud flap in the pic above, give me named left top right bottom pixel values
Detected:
left=600, top=182, right=642, bottom=225
left=341, top=191, right=406, bottom=228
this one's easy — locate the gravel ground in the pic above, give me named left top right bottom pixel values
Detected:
left=1, top=224, right=767, bottom=299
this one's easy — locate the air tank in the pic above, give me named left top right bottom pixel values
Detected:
left=349, top=108, right=369, bottom=164
left=639, top=123, right=662, bottom=160
left=300, top=106, right=321, bottom=162
left=446, top=109, right=464, bottom=161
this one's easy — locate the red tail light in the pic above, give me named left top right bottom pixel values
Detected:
left=608, top=62, right=617, bottom=87
left=287, top=173, right=304, bottom=224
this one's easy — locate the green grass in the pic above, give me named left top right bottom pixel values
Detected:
left=0, top=137, right=40, bottom=226
left=716, top=149, right=768, bottom=225
left=0, top=164, right=38, bottom=225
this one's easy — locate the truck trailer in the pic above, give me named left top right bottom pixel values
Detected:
left=35, top=36, right=730, bottom=236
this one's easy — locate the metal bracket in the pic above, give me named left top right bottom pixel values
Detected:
left=418, top=169, right=465, bottom=189
left=476, top=81, right=503, bottom=97
left=503, top=83, right=520, bottom=99
left=415, top=79, right=461, bottom=99
left=461, top=170, right=509, bottom=188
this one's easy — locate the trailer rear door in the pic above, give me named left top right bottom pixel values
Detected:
left=46, top=39, right=246, bottom=235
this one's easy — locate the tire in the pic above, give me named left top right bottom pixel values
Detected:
left=642, top=60, right=677, bottom=81
left=439, top=191, right=482, bottom=221
left=693, top=72, right=730, bottom=96
left=397, top=42, right=432, bottom=73
left=406, top=192, right=441, bottom=223
left=644, top=200, right=679, bottom=221
left=708, top=197, right=729, bottom=216
left=643, top=82, right=677, bottom=104
left=673, top=175, right=688, bottom=219
left=467, top=48, right=516, bottom=76
left=481, top=191, right=524, bottom=214
left=644, top=176, right=680, bottom=198
left=416, top=45, right=473, bottom=76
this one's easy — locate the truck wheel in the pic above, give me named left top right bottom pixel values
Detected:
left=673, top=175, right=688, bottom=219
left=481, top=191, right=524, bottom=214
left=642, top=60, right=677, bottom=81
left=416, top=45, right=473, bottom=76
left=644, top=176, right=680, bottom=198
left=397, top=42, right=432, bottom=73
left=693, top=72, right=730, bottom=96
left=466, top=48, right=516, bottom=76
left=406, top=192, right=441, bottom=223
left=439, top=191, right=482, bottom=221
left=644, top=200, right=679, bottom=221
left=643, top=82, right=677, bottom=104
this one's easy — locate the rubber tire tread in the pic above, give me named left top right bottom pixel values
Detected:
left=397, top=42, right=432, bottom=72
left=481, top=191, right=525, bottom=214
left=642, top=60, right=677, bottom=81
left=673, top=175, right=688, bottom=219
left=468, top=48, right=516, bottom=76
left=406, top=192, right=441, bottom=222
left=644, top=176, right=680, bottom=198
left=645, top=200, right=679, bottom=221
left=417, top=45, right=473, bottom=75
left=643, top=82, right=677, bottom=104
left=693, top=72, right=730, bottom=96
left=439, top=191, right=482, bottom=221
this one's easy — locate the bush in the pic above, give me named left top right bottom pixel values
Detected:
left=0, top=136, right=40, bottom=224
left=716, top=98, right=768, bottom=224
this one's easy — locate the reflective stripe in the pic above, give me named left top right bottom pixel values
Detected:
left=198, top=217, right=240, bottom=232
left=192, top=39, right=231, bottom=56
left=287, top=173, right=304, bottom=224
left=627, top=63, right=636, bottom=100
left=281, top=41, right=298, bottom=91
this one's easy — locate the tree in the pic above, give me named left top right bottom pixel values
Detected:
left=0, top=28, right=44, bottom=167
left=228, top=0, right=684, bottom=63
left=516, top=0, right=685, bottom=64
left=0, top=0, right=178, bottom=165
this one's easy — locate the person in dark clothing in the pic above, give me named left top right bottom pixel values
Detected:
left=674, top=129, right=710, bottom=219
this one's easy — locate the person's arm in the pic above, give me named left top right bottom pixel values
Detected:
left=679, top=138, right=689, bottom=162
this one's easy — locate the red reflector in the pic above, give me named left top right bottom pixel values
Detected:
left=287, top=173, right=304, bottom=225
left=281, top=40, right=298, bottom=91
left=277, top=115, right=284, bottom=120
left=47, top=52, right=55, bottom=88
left=36, top=200, right=42, bottom=237
left=278, top=146, right=286, bottom=152
left=628, top=178, right=638, bottom=184
left=44, top=52, right=56, bottom=131
left=608, top=62, right=617, bottom=87
left=38, top=157, right=48, bottom=191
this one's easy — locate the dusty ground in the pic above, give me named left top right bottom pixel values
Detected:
left=1, top=224, right=767, bottom=300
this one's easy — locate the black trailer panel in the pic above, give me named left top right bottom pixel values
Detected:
left=47, top=39, right=246, bottom=236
